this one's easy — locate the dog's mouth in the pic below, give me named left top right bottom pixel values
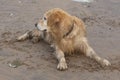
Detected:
left=43, top=29, right=47, bottom=32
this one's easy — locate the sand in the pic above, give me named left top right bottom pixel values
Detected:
left=0, top=0, right=120, bottom=80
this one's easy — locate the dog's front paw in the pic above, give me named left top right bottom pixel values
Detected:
left=17, top=36, right=25, bottom=41
left=101, top=59, right=111, bottom=67
left=57, top=62, right=68, bottom=71
left=31, top=37, right=40, bottom=43
left=17, top=32, right=29, bottom=41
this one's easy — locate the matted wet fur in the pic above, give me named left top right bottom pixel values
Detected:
left=17, top=8, right=111, bottom=70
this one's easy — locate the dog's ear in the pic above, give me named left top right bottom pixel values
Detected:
left=47, top=14, right=61, bottom=27
left=54, top=18, right=61, bottom=26
left=55, top=18, right=60, bottom=23
left=52, top=12, right=61, bottom=24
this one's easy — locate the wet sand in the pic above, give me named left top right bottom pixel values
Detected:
left=0, top=0, right=120, bottom=80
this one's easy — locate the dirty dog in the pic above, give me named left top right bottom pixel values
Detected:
left=17, top=8, right=111, bottom=70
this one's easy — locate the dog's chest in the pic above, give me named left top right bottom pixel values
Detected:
left=59, top=39, right=74, bottom=53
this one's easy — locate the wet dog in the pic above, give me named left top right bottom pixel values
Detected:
left=17, top=8, right=111, bottom=70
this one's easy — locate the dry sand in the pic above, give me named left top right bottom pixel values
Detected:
left=0, top=0, right=120, bottom=80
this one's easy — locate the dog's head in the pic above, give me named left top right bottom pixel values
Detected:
left=35, top=8, right=73, bottom=34
left=35, top=15, right=48, bottom=31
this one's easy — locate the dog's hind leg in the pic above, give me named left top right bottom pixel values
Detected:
left=78, top=37, right=111, bottom=67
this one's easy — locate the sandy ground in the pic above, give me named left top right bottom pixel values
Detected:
left=0, top=0, right=120, bottom=80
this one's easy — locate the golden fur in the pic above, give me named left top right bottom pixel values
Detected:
left=17, top=8, right=111, bottom=70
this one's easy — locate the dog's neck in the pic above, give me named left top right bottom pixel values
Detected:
left=63, top=22, right=74, bottom=38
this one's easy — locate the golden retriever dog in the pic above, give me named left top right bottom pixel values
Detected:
left=17, top=8, right=111, bottom=70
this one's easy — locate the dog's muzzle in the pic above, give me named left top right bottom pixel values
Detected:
left=35, top=23, right=38, bottom=27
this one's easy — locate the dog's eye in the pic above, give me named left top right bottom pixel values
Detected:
left=44, top=17, right=46, bottom=20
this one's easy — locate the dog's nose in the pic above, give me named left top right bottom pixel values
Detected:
left=35, top=23, right=38, bottom=27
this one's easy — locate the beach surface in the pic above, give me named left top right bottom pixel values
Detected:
left=0, top=0, right=120, bottom=80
